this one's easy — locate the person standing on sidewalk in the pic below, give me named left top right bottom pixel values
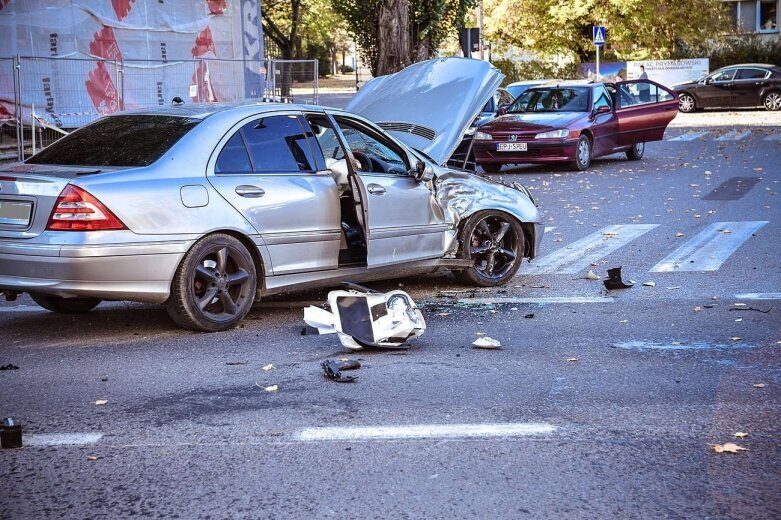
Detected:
left=638, top=65, right=651, bottom=102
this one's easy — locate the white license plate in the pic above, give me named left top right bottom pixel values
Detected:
left=497, top=142, right=527, bottom=152
left=0, top=200, right=33, bottom=226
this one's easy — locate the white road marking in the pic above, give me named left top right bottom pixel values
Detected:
left=715, top=130, right=751, bottom=141
left=734, top=292, right=781, bottom=300
left=525, top=224, right=659, bottom=275
left=667, top=131, right=709, bottom=141
left=763, top=135, right=781, bottom=141
left=459, top=296, right=613, bottom=305
left=294, top=422, right=557, bottom=442
left=25, top=433, right=104, bottom=446
left=0, top=306, right=44, bottom=313
left=650, top=221, right=768, bottom=272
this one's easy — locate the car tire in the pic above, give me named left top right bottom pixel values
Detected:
left=678, top=93, right=696, bottom=113
left=479, top=163, right=502, bottom=173
left=29, top=293, right=101, bottom=314
left=763, top=91, right=781, bottom=111
left=165, top=233, right=257, bottom=332
left=456, top=210, right=525, bottom=287
left=626, top=142, right=645, bottom=161
left=571, top=135, right=592, bottom=171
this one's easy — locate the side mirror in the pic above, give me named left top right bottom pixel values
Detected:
left=497, top=104, right=509, bottom=116
left=594, top=105, right=612, bottom=115
left=705, top=77, right=713, bottom=85
left=412, top=160, right=433, bottom=182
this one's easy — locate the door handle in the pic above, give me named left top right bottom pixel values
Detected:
left=235, top=185, right=265, bottom=197
left=366, top=184, right=386, bottom=195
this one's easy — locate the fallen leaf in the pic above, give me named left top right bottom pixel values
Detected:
left=261, top=364, right=274, bottom=371
left=693, top=306, right=702, bottom=312
left=675, top=232, right=685, bottom=237
left=734, top=432, right=749, bottom=438
left=472, top=337, right=502, bottom=349
left=436, top=312, right=450, bottom=316
left=642, top=281, right=656, bottom=287
left=263, top=384, right=279, bottom=393
left=711, top=443, right=747, bottom=454
left=619, top=320, right=628, bottom=323
left=566, top=357, right=578, bottom=362
left=753, top=383, right=766, bottom=388
left=584, top=270, right=600, bottom=280
left=734, top=318, right=743, bottom=322
left=94, top=400, right=108, bottom=406
left=730, top=337, right=741, bottom=341
left=86, top=456, right=100, bottom=461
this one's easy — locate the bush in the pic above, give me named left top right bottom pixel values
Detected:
left=491, top=58, right=578, bottom=86
left=708, top=35, right=781, bottom=69
left=339, top=64, right=355, bottom=74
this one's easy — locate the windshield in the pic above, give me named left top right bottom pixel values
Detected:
left=28, top=115, right=201, bottom=167
left=508, top=87, right=590, bottom=113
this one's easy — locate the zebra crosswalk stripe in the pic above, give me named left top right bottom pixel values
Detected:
left=715, top=130, right=751, bottom=141
left=667, top=131, right=709, bottom=141
left=763, top=135, right=781, bottom=141
left=650, top=221, right=768, bottom=272
left=526, top=224, right=659, bottom=275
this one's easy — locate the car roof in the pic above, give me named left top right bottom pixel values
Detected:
left=111, top=102, right=330, bottom=119
left=716, top=63, right=780, bottom=71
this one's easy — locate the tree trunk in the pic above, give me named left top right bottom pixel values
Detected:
left=376, top=0, right=410, bottom=76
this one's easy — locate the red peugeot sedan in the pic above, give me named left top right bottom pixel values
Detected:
left=472, top=80, right=678, bottom=172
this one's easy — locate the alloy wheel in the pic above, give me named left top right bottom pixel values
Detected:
left=679, top=94, right=695, bottom=112
left=468, top=215, right=519, bottom=281
left=191, top=244, right=253, bottom=323
left=764, top=92, right=781, bottom=111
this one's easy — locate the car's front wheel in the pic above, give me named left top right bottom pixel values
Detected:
left=456, top=210, right=525, bottom=287
left=763, top=91, right=781, bottom=111
left=626, top=142, right=645, bottom=161
left=29, top=293, right=101, bottom=314
left=479, top=162, right=502, bottom=173
left=678, top=93, right=696, bottom=113
left=571, top=135, right=592, bottom=171
left=165, top=233, right=257, bottom=332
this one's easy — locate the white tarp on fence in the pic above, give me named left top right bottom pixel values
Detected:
left=627, top=59, right=710, bottom=87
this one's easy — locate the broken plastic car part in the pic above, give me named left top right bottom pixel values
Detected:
left=604, top=267, right=634, bottom=290
left=304, top=283, right=426, bottom=350
left=321, top=359, right=361, bottom=382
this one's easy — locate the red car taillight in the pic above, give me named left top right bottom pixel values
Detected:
left=47, top=185, right=127, bottom=231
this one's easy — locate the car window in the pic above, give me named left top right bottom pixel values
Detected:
left=617, top=81, right=675, bottom=108
left=498, top=90, right=514, bottom=105
left=593, top=85, right=613, bottom=110
left=334, top=117, right=408, bottom=175
left=710, top=69, right=736, bottom=82
left=215, top=132, right=252, bottom=173
left=482, top=96, right=495, bottom=113
left=240, top=114, right=317, bottom=173
left=736, top=68, right=768, bottom=80
left=27, top=115, right=200, bottom=167
left=509, top=87, right=590, bottom=113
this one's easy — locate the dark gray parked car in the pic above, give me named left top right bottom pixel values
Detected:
left=673, top=63, right=781, bottom=112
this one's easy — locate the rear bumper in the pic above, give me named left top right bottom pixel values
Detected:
left=0, top=239, right=192, bottom=303
left=473, top=138, right=578, bottom=164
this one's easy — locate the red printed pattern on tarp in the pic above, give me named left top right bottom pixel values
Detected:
left=85, top=27, right=122, bottom=113
left=191, top=27, right=218, bottom=102
left=111, top=0, right=136, bottom=21
left=208, top=0, right=227, bottom=15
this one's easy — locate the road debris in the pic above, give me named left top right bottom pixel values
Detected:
left=566, top=357, right=578, bottom=362
left=584, top=270, right=600, bottom=280
left=642, top=281, right=656, bottom=287
left=711, top=443, right=747, bottom=454
left=256, top=384, right=279, bottom=393
left=261, top=364, right=274, bottom=371
left=734, top=432, right=749, bottom=438
left=524, top=313, right=535, bottom=319
left=1, top=418, right=22, bottom=449
left=225, top=360, right=249, bottom=366
left=0, top=364, right=19, bottom=371
left=472, top=337, right=502, bottom=349
left=94, top=400, right=108, bottom=406
left=604, top=267, right=633, bottom=290
left=321, top=359, right=361, bottom=383
left=303, top=283, right=425, bottom=350
left=753, top=383, right=766, bottom=388
left=87, top=455, right=101, bottom=461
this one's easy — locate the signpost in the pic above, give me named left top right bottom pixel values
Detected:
left=593, top=25, right=606, bottom=80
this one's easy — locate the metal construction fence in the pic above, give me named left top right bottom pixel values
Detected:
left=0, top=56, right=319, bottom=161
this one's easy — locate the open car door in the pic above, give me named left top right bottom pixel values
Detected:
left=614, top=80, right=678, bottom=145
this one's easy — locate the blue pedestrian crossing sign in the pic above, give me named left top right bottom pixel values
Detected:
left=593, top=26, right=606, bottom=46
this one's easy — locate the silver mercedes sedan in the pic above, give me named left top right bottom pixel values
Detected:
left=0, top=58, right=543, bottom=331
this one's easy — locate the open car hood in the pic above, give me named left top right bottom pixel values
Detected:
left=345, top=58, right=504, bottom=166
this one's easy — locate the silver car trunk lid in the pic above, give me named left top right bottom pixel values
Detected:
left=345, top=57, right=504, bottom=166
left=0, top=164, right=100, bottom=239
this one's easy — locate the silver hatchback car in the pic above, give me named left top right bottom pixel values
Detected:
left=0, top=58, right=543, bottom=331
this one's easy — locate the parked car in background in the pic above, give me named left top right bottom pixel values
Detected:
left=0, top=58, right=543, bottom=332
left=472, top=80, right=678, bottom=172
left=673, top=64, right=781, bottom=112
left=506, top=80, right=554, bottom=100
left=448, top=87, right=515, bottom=168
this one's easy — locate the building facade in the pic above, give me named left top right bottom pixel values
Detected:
left=725, top=0, right=780, bottom=38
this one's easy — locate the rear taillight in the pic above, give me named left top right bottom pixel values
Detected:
left=47, top=185, right=127, bottom=231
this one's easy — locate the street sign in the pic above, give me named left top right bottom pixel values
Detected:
left=593, top=26, right=606, bottom=46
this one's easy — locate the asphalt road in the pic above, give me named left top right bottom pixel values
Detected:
left=1, top=113, right=780, bottom=519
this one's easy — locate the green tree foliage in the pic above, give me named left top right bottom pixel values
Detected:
left=333, top=0, right=476, bottom=76
left=483, top=0, right=731, bottom=62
